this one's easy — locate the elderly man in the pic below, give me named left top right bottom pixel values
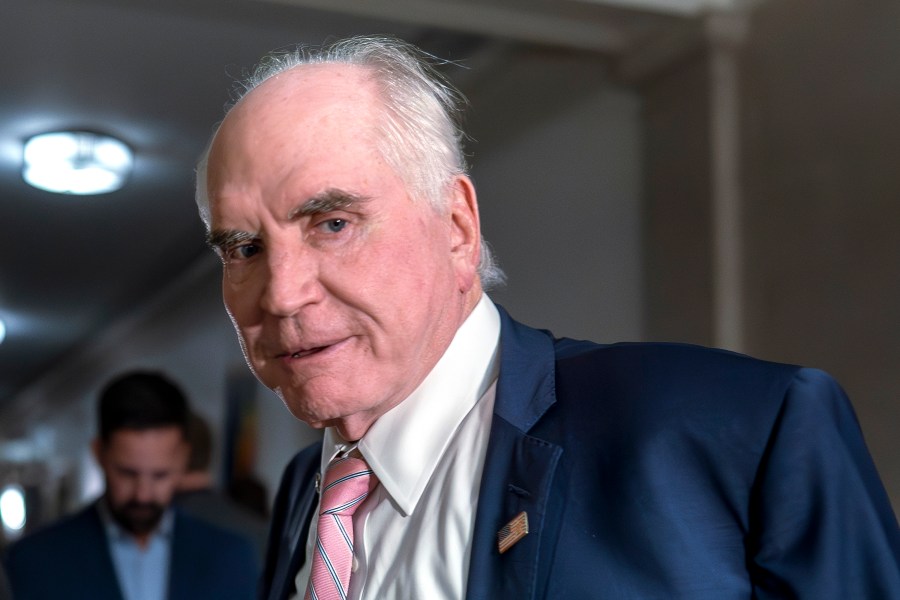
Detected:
left=4, top=371, right=259, bottom=600
left=196, top=36, right=900, bottom=599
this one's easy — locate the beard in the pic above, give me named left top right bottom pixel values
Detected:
left=107, top=499, right=166, bottom=536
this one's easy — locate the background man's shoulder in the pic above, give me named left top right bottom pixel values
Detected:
left=6, top=503, right=100, bottom=561
left=4, top=503, right=107, bottom=597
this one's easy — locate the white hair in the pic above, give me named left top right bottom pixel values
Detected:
left=195, top=35, right=504, bottom=289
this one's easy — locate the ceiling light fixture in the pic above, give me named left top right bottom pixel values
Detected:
left=23, top=131, right=133, bottom=195
left=1, top=484, right=27, bottom=534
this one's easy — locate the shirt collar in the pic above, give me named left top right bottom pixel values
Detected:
left=321, top=294, right=501, bottom=516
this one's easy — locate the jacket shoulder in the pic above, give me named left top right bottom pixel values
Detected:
left=553, top=338, right=804, bottom=402
left=6, top=504, right=102, bottom=562
left=5, top=504, right=113, bottom=598
left=544, top=338, right=836, bottom=466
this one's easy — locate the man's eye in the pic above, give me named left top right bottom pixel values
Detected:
left=230, top=243, right=260, bottom=260
left=322, top=219, right=347, bottom=233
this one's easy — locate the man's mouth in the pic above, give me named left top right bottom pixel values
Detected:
left=290, top=345, right=326, bottom=359
left=279, top=337, right=349, bottom=361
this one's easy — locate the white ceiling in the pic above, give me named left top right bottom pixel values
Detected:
left=576, top=0, right=762, bottom=15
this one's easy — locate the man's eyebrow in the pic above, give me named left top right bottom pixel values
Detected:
left=206, top=229, right=256, bottom=250
left=289, top=189, right=370, bottom=219
left=205, top=190, right=369, bottom=248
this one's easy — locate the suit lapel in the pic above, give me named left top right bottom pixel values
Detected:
left=168, top=513, right=188, bottom=598
left=466, top=417, right=562, bottom=600
left=86, top=503, right=128, bottom=600
left=465, top=307, right=563, bottom=600
left=269, top=459, right=320, bottom=600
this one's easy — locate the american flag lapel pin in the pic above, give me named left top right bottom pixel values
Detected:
left=315, top=472, right=321, bottom=494
left=497, top=511, right=529, bottom=554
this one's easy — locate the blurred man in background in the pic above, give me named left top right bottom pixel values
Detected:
left=4, top=371, right=259, bottom=599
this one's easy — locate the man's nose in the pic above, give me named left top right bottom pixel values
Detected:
left=134, top=478, right=154, bottom=502
left=260, top=246, right=323, bottom=316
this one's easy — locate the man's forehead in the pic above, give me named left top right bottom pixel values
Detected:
left=233, top=62, right=376, bottom=120
left=206, top=63, right=392, bottom=223
left=208, top=62, right=380, bottom=174
left=105, top=427, right=184, bottom=449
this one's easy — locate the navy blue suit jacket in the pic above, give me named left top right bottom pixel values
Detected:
left=260, top=307, right=900, bottom=599
left=5, top=501, right=259, bottom=599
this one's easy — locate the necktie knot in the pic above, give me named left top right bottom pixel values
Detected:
left=320, top=456, right=378, bottom=517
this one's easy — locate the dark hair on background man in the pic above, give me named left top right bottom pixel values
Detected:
left=98, top=371, right=190, bottom=441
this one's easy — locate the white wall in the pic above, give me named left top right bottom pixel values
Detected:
left=468, top=48, right=644, bottom=343
left=478, top=86, right=644, bottom=342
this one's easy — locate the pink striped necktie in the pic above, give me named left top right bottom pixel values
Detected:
left=305, top=455, right=378, bottom=600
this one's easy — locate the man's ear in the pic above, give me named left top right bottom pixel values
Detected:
left=448, top=174, right=481, bottom=293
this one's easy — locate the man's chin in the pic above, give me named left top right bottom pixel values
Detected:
left=112, top=505, right=165, bottom=536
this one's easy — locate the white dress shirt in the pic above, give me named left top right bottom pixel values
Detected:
left=293, top=294, right=501, bottom=600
